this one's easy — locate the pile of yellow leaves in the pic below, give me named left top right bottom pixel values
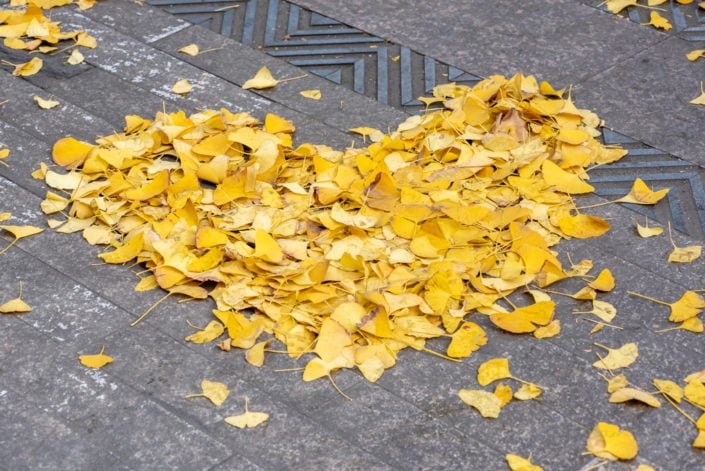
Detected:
left=0, top=0, right=97, bottom=76
left=42, top=73, right=650, bottom=385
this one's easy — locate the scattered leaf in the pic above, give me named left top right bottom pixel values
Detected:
left=224, top=398, right=269, bottom=428
left=505, top=454, right=543, bottom=471
left=609, top=387, right=661, bottom=408
left=593, top=343, right=639, bottom=370
left=514, top=383, right=542, bottom=401
left=179, top=44, right=200, bottom=56
left=0, top=282, right=32, bottom=314
left=78, top=345, right=113, bottom=369
left=12, top=57, right=43, bottom=77
left=300, top=89, right=321, bottom=100
left=242, top=66, right=278, bottom=90
left=478, top=358, right=512, bottom=386
left=458, top=389, right=502, bottom=418
left=645, top=11, right=672, bottom=30
left=34, top=95, right=60, bottom=109
left=67, top=49, right=84, bottom=65
left=617, top=178, right=669, bottom=205
left=585, top=421, right=639, bottom=461
left=172, top=79, right=193, bottom=95
left=185, top=380, right=229, bottom=406
left=687, top=49, right=705, bottom=62
left=636, top=221, right=663, bottom=238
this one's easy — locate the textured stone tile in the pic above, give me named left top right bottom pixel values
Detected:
left=576, top=36, right=705, bottom=165
left=0, top=248, right=131, bottom=350
left=51, top=10, right=355, bottom=149
left=0, top=121, right=53, bottom=197
left=151, top=25, right=409, bottom=134
left=291, top=0, right=664, bottom=86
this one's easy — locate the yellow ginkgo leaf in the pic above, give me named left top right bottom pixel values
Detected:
left=178, top=44, right=200, bottom=56
left=653, top=379, right=684, bottom=403
left=586, top=422, right=638, bottom=461
left=694, top=431, right=705, bottom=449
left=458, top=389, right=502, bottom=418
left=224, top=398, right=269, bottom=428
left=533, top=319, right=560, bottom=339
left=645, top=11, right=672, bottom=30
left=98, top=232, right=144, bottom=264
left=185, top=379, right=230, bottom=406
left=630, top=290, right=705, bottom=322
left=300, top=89, right=322, bottom=100
left=684, top=379, right=705, bottom=407
left=558, top=214, right=610, bottom=239
left=574, top=299, right=617, bottom=323
left=593, top=343, right=639, bottom=370
left=0, top=148, right=8, bottom=167
left=588, top=268, right=615, bottom=292
left=185, top=320, right=225, bottom=343
left=490, top=302, right=555, bottom=334
left=0, top=225, right=44, bottom=256
left=34, top=95, right=60, bottom=109
left=494, top=383, right=513, bottom=408
left=12, top=57, right=43, bottom=77
left=67, top=49, right=84, bottom=65
left=505, top=454, right=543, bottom=471
left=636, top=221, right=663, bottom=238
left=78, top=345, right=113, bottom=369
left=447, top=321, right=487, bottom=358
left=245, top=339, right=270, bottom=367
left=477, top=358, right=511, bottom=386
left=686, top=49, right=705, bottom=62
left=172, top=79, right=193, bottom=95
left=617, top=178, right=669, bottom=205
left=52, top=137, right=94, bottom=168
left=609, top=387, right=661, bottom=408
left=607, top=373, right=629, bottom=393
left=606, top=0, right=638, bottom=14
left=0, top=282, right=32, bottom=314
left=242, top=66, right=278, bottom=90
left=668, top=244, right=702, bottom=263
left=690, top=82, right=705, bottom=106
left=514, top=383, right=542, bottom=401
left=542, top=160, right=594, bottom=194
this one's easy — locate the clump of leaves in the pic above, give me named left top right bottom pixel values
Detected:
left=40, top=73, right=654, bottom=385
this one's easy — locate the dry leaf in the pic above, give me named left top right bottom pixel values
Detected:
left=533, top=320, right=560, bottom=339
left=684, top=379, right=705, bottom=407
left=606, top=0, right=638, bottom=13
left=12, top=57, right=42, bottom=77
left=34, top=95, right=60, bottom=109
left=300, top=89, right=321, bottom=100
left=185, top=380, right=229, bottom=406
left=593, top=343, right=639, bottom=370
left=588, top=268, right=615, bottom=292
left=653, top=379, right=683, bottom=403
left=78, top=345, right=113, bottom=369
left=691, top=82, right=705, bottom=106
left=447, top=321, right=487, bottom=358
left=687, top=49, right=705, bottom=62
left=607, top=374, right=629, bottom=393
left=478, top=358, right=512, bottom=386
left=0, top=225, right=44, bottom=256
left=242, top=66, right=278, bottom=90
left=609, top=387, right=661, bottom=408
left=245, top=340, right=270, bottom=367
left=645, top=11, right=672, bottom=30
left=505, top=454, right=543, bottom=471
left=179, top=44, right=200, bottom=56
left=558, top=214, right=610, bottom=239
left=668, top=245, right=702, bottom=263
left=185, top=320, right=225, bottom=343
left=172, top=79, right=193, bottom=95
left=67, top=49, right=84, bottom=65
left=490, top=302, right=555, bottom=334
left=458, top=389, right=502, bottom=418
left=617, top=178, right=668, bottom=205
left=636, top=221, right=663, bottom=238
left=574, top=299, right=617, bottom=323
left=586, top=421, right=639, bottom=461
left=0, top=283, right=32, bottom=314
left=224, top=398, right=269, bottom=428
left=514, top=383, right=542, bottom=401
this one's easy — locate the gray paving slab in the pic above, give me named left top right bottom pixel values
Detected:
left=576, top=35, right=705, bottom=165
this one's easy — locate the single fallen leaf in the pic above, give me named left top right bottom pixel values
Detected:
left=178, top=44, right=200, bottom=56
left=653, top=379, right=684, bottom=403
left=242, top=66, right=278, bottom=90
left=514, top=383, right=542, bottom=401
left=78, top=345, right=113, bottom=369
left=34, top=96, right=60, bottom=109
left=588, top=269, right=615, bottom=292
left=593, top=343, right=639, bottom=370
left=300, top=89, right=322, bottom=100
left=606, top=0, right=638, bottom=14
left=12, top=57, right=43, bottom=77
left=630, top=290, right=705, bottom=322
left=636, top=221, right=663, bottom=238
left=0, top=282, right=32, bottom=314
left=574, top=299, right=617, bottom=323
left=172, top=79, right=193, bottom=95
left=617, top=178, right=669, bottom=205
left=477, top=358, right=512, bottom=386
left=224, top=397, right=269, bottom=428
left=558, top=214, right=610, bottom=239
left=0, top=225, right=44, bottom=256
left=685, top=379, right=705, bottom=407
left=505, top=454, right=543, bottom=471
left=585, top=421, right=639, bottom=461
left=533, top=320, right=560, bottom=339
left=645, top=11, right=672, bottom=30
left=447, top=321, right=487, bottom=358
left=245, top=339, right=270, bottom=367
left=694, top=431, right=705, bottom=448
left=0, top=148, right=8, bottom=167
left=490, top=302, right=555, bottom=334
left=609, top=387, right=661, bottom=408
left=635, top=465, right=656, bottom=471
left=185, top=380, right=229, bottom=406
left=67, top=49, right=84, bottom=65
left=458, top=389, right=502, bottom=418
left=668, top=245, right=702, bottom=263
left=691, top=82, right=705, bottom=106
left=52, top=137, right=93, bottom=168
left=185, top=320, right=225, bottom=343
left=687, top=49, right=705, bottom=62
left=494, top=383, right=513, bottom=408
left=607, top=374, right=629, bottom=393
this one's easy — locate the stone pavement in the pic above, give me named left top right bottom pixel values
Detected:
left=0, top=0, right=704, bottom=470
